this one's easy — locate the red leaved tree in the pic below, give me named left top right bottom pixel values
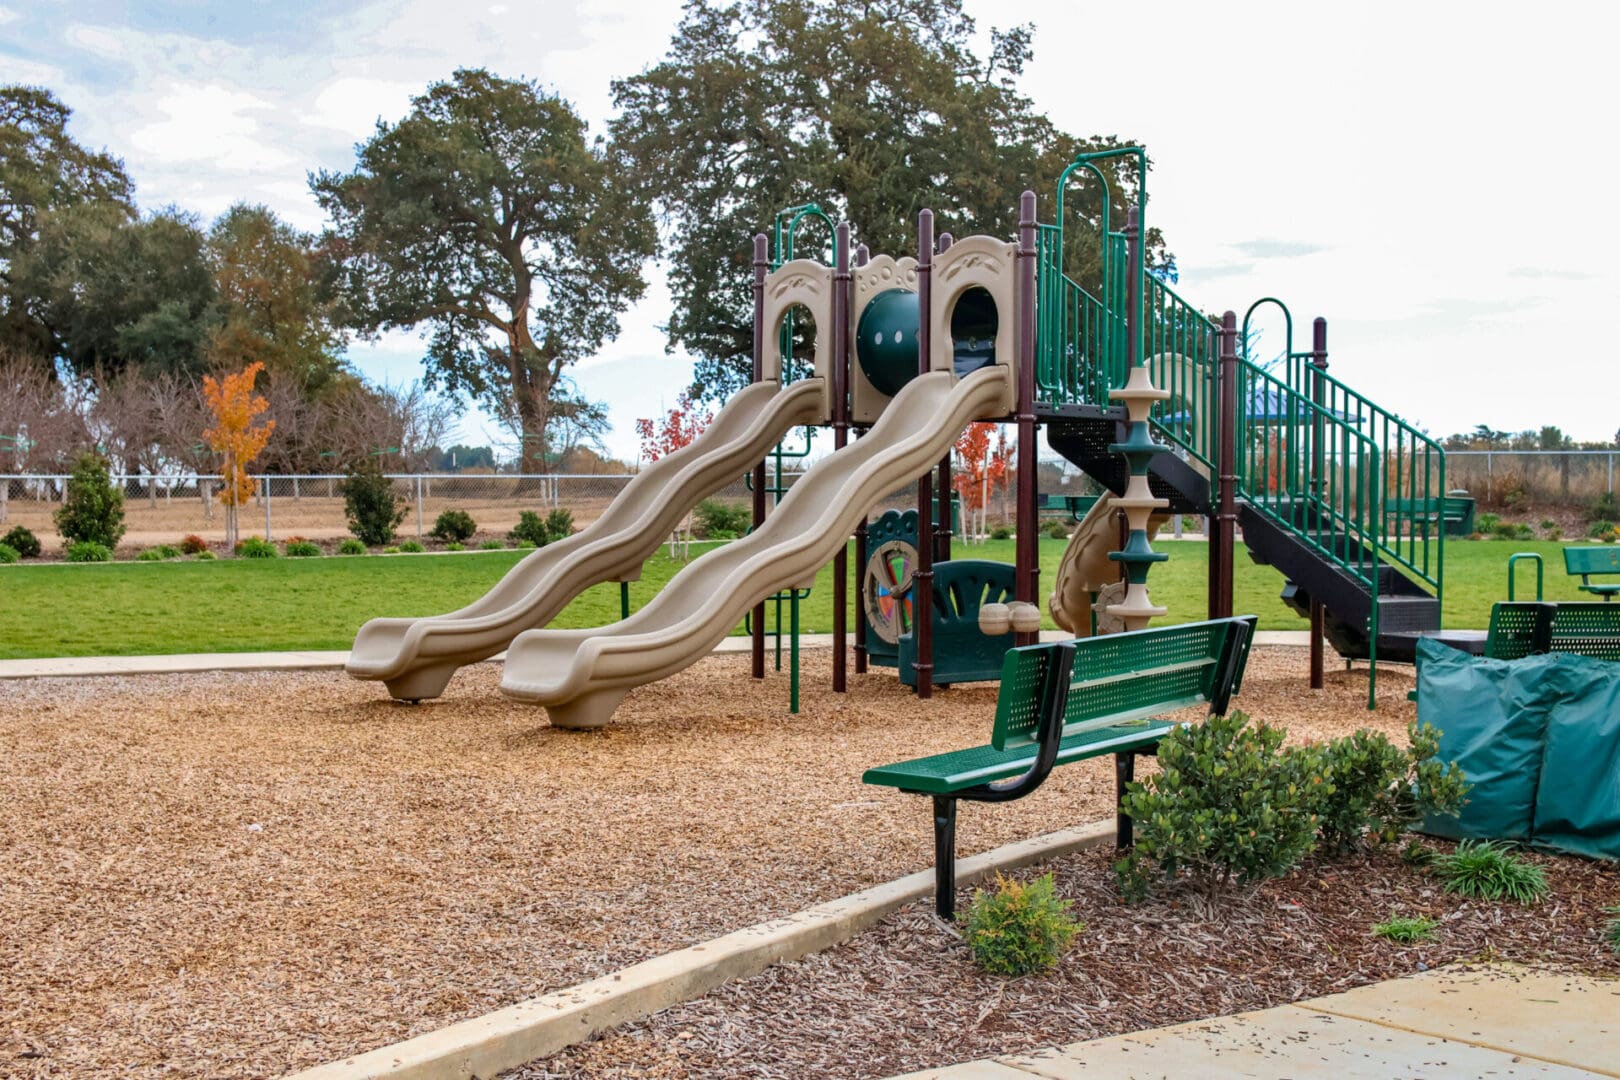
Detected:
left=953, top=423, right=1016, bottom=541
left=635, top=390, right=713, bottom=463
left=202, top=362, right=275, bottom=550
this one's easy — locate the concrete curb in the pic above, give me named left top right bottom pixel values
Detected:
left=285, top=819, right=1116, bottom=1080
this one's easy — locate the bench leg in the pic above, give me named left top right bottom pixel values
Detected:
left=932, top=795, right=958, bottom=921
left=1115, top=752, right=1136, bottom=850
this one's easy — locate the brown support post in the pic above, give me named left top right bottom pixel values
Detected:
left=1309, top=316, right=1329, bottom=689
left=914, top=209, right=935, bottom=698
left=751, top=233, right=769, bottom=679
left=936, top=232, right=954, bottom=563
left=1210, top=310, right=1239, bottom=620
left=854, top=242, right=870, bottom=675
left=1015, top=191, right=1039, bottom=645
left=832, top=223, right=851, bottom=693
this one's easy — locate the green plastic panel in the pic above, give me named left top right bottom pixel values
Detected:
left=898, top=560, right=1016, bottom=686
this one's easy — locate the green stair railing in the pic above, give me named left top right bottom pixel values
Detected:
left=1143, top=275, right=1218, bottom=470
left=1034, top=223, right=1126, bottom=408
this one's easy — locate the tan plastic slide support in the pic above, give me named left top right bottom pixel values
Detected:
left=929, top=236, right=1019, bottom=416
left=499, top=365, right=1014, bottom=728
left=1046, top=492, right=1170, bottom=637
left=345, top=378, right=828, bottom=701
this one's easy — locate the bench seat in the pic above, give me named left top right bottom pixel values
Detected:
left=863, top=719, right=1177, bottom=794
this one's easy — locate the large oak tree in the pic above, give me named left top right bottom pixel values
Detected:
left=313, top=69, right=655, bottom=472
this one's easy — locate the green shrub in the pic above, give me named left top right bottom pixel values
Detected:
left=384, top=545, right=401, bottom=554
left=509, top=510, right=551, bottom=546
left=545, top=507, right=574, bottom=541
left=2, top=525, right=41, bottom=558
left=398, top=539, right=425, bottom=553
left=707, top=529, right=738, bottom=541
left=989, top=524, right=1013, bottom=540
left=0, top=543, right=18, bottom=564
left=694, top=498, right=751, bottom=538
left=1476, top=512, right=1501, bottom=534
left=431, top=508, right=477, bottom=543
left=961, top=872, right=1081, bottom=976
left=342, top=467, right=406, bottom=546
left=1372, top=915, right=1438, bottom=944
left=479, top=539, right=503, bottom=550
left=1540, top=518, right=1558, bottom=532
left=1588, top=519, right=1615, bottom=539
left=154, top=544, right=181, bottom=559
left=1310, top=722, right=1469, bottom=853
left=1434, top=841, right=1548, bottom=904
left=1116, top=711, right=1324, bottom=900
left=284, top=540, right=322, bottom=557
left=195, top=549, right=217, bottom=560
left=1493, top=522, right=1533, bottom=540
left=1545, top=525, right=1562, bottom=541
left=1401, top=839, right=1438, bottom=867
left=338, top=538, right=367, bottom=555
left=55, top=452, right=126, bottom=548
left=512, top=540, right=536, bottom=550
left=136, top=547, right=165, bottom=561
left=1602, top=906, right=1620, bottom=955
left=1042, top=519, right=1070, bottom=539
left=235, top=537, right=278, bottom=559
left=1591, top=492, right=1619, bottom=523
left=66, top=540, right=112, bottom=563
left=445, top=541, right=464, bottom=551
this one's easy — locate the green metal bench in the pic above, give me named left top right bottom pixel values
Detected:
left=1483, top=601, right=1620, bottom=660
left=863, top=616, right=1258, bottom=918
left=1388, top=494, right=1475, bottom=538
left=1037, top=493, right=1101, bottom=521
left=1563, top=547, right=1620, bottom=601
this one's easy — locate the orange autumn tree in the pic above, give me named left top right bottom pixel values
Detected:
left=202, top=362, right=275, bottom=551
left=953, top=423, right=1014, bottom=541
left=634, top=390, right=713, bottom=463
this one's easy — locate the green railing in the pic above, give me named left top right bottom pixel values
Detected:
left=1143, top=275, right=1218, bottom=469
left=1034, top=224, right=1126, bottom=407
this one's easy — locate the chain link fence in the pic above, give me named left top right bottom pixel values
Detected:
left=1447, top=451, right=1620, bottom=510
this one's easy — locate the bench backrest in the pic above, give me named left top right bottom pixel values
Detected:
left=1565, top=546, right=1620, bottom=578
left=991, top=616, right=1257, bottom=751
left=1486, top=601, right=1620, bottom=661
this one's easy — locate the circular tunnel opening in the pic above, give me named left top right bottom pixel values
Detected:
left=949, top=286, right=998, bottom=379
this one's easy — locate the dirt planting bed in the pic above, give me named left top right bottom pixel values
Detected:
left=4, top=647, right=1428, bottom=1078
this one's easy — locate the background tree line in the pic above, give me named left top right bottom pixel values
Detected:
left=4, top=0, right=1169, bottom=479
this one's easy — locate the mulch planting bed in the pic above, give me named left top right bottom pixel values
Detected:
left=0, top=646, right=1577, bottom=1078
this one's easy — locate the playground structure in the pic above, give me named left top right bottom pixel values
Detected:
left=350, top=145, right=1459, bottom=718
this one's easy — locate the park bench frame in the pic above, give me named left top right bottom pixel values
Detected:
left=1563, top=547, right=1620, bottom=602
left=1483, top=601, right=1620, bottom=660
left=863, top=616, right=1258, bottom=918
left=1388, top=494, right=1475, bottom=538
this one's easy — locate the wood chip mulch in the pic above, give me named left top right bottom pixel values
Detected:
left=0, top=646, right=1606, bottom=1078
left=514, top=845, right=1620, bottom=1080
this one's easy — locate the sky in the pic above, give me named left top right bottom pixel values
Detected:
left=3, top=0, right=1616, bottom=463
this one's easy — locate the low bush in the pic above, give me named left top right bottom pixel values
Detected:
left=398, top=539, right=425, bottom=553
left=1042, top=519, right=1070, bottom=539
left=479, top=539, right=503, bottom=550
left=284, top=540, right=322, bottom=557
left=342, top=468, right=406, bottom=546
left=1476, top=512, right=1501, bottom=534
left=509, top=511, right=551, bottom=547
left=445, top=541, right=464, bottom=551
left=384, top=545, right=401, bottom=554
left=178, top=533, right=209, bottom=555
left=1372, top=915, right=1437, bottom=944
left=545, top=507, right=574, bottom=541
left=195, top=549, right=217, bottom=560
left=235, top=537, right=278, bottom=559
left=1540, top=518, right=1558, bottom=532
left=0, top=543, right=19, bottom=564
left=1591, top=492, right=1619, bottom=523
left=338, top=538, right=367, bottom=555
left=694, top=498, right=751, bottom=539
left=136, top=547, right=165, bottom=561
left=707, top=529, right=738, bottom=541
left=431, top=508, right=477, bottom=543
left=66, top=540, right=112, bottom=563
left=1310, top=723, right=1469, bottom=853
left=55, top=452, right=125, bottom=548
left=1434, top=841, right=1548, bottom=904
left=989, top=524, right=1013, bottom=540
left=1116, top=711, right=1324, bottom=900
left=1588, top=519, right=1615, bottom=540
left=1493, top=522, right=1533, bottom=541
left=962, top=872, right=1081, bottom=976
left=1, top=525, right=41, bottom=558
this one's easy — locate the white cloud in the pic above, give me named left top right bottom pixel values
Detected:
left=130, top=83, right=293, bottom=172
left=0, top=57, right=66, bottom=86
left=0, top=6, right=19, bottom=26
left=63, top=24, right=125, bottom=58
left=302, top=77, right=418, bottom=138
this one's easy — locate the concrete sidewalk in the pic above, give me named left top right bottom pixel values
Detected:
left=0, top=631, right=1315, bottom=680
left=892, top=966, right=1619, bottom=1079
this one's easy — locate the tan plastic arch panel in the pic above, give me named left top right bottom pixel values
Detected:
left=345, top=377, right=827, bottom=701
left=930, top=235, right=1019, bottom=418
left=499, top=364, right=1013, bottom=729
left=760, top=259, right=837, bottom=418
left=849, top=254, right=918, bottom=424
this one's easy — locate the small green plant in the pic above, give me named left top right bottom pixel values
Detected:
left=479, top=539, right=503, bottom=550
left=1540, top=518, right=1558, bottom=532
left=284, top=540, right=322, bottom=557
left=179, top=533, right=209, bottom=555
left=431, top=508, right=477, bottom=543
left=235, top=536, right=278, bottom=559
left=989, top=524, right=1013, bottom=540
left=512, top=540, right=536, bottom=550
left=136, top=547, right=165, bottom=561
left=1545, top=525, right=1562, bottom=541
left=342, top=467, right=406, bottom=546
left=1588, top=519, right=1615, bottom=540
left=384, top=545, right=401, bottom=554
left=66, top=540, right=112, bottom=563
left=398, top=539, right=425, bottom=553
left=707, top=529, right=738, bottom=541
left=545, top=507, right=574, bottom=541
left=1, top=525, right=41, bottom=558
left=1115, top=711, right=1325, bottom=900
left=508, top=510, right=551, bottom=547
left=55, top=452, right=126, bottom=548
left=195, top=549, right=217, bottom=561
left=961, top=872, right=1081, bottom=976
left=1602, top=906, right=1620, bottom=955
left=1434, top=841, right=1549, bottom=904
left=1590, top=492, right=1619, bottom=523
left=1476, top=512, right=1501, bottom=534
left=1401, top=839, right=1438, bottom=867
left=0, top=542, right=19, bottom=564
left=1041, top=519, right=1070, bottom=539
left=694, top=498, right=751, bottom=539
left=1372, top=915, right=1438, bottom=944
left=1310, top=722, right=1469, bottom=853
left=445, top=541, right=464, bottom=551
left=338, top=538, right=367, bottom=555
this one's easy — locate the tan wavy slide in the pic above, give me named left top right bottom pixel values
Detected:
left=499, top=365, right=1014, bottom=728
left=346, top=377, right=828, bottom=701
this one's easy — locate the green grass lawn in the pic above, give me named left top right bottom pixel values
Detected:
left=0, top=538, right=1593, bottom=659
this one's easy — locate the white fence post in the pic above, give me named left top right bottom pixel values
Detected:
left=263, top=477, right=272, bottom=541
left=415, top=475, right=424, bottom=538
